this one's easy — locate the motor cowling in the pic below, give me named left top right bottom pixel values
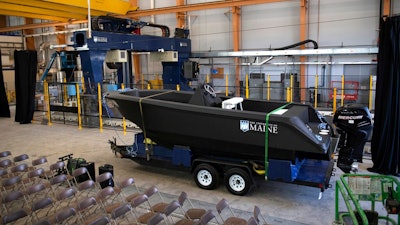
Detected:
left=333, top=104, right=373, bottom=172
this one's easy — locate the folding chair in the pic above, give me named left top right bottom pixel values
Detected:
left=1, top=208, right=30, bottom=225
left=131, top=194, right=154, bottom=223
left=54, top=207, right=78, bottom=225
left=0, top=150, right=12, bottom=159
left=49, top=174, right=72, bottom=198
left=76, top=196, right=107, bottom=225
left=253, top=206, right=268, bottom=225
left=22, top=167, right=46, bottom=189
left=198, top=210, right=216, bottom=225
left=216, top=199, right=247, bottom=225
left=31, top=156, right=49, bottom=171
left=177, top=191, right=206, bottom=220
left=118, top=177, right=141, bottom=203
left=9, top=163, right=29, bottom=178
left=174, top=209, right=215, bottom=225
left=72, top=167, right=97, bottom=198
left=144, top=185, right=166, bottom=211
left=44, top=161, right=67, bottom=180
left=54, top=187, right=77, bottom=211
left=13, top=153, right=30, bottom=166
left=110, top=202, right=136, bottom=225
left=0, top=158, right=13, bottom=171
left=30, top=197, right=55, bottom=223
left=246, top=217, right=258, bottom=225
left=96, top=186, right=125, bottom=214
left=160, top=200, right=181, bottom=225
left=1, top=175, right=23, bottom=194
left=1, top=190, right=28, bottom=214
left=147, top=212, right=166, bottom=225
left=33, top=218, right=52, bottom=225
left=0, top=168, right=9, bottom=179
left=25, top=183, right=50, bottom=205
left=87, top=215, right=111, bottom=225
left=96, top=171, right=116, bottom=190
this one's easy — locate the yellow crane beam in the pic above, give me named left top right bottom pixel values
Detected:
left=0, top=9, right=70, bottom=22
left=0, top=20, right=86, bottom=33
left=0, top=2, right=87, bottom=20
left=0, top=0, right=106, bottom=17
left=126, top=0, right=289, bottom=18
left=42, top=0, right=138, bottom=15
left=0, top=0, right=138, bottom=22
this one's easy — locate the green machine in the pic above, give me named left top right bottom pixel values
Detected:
left=335, top=174, right=400, bottom=225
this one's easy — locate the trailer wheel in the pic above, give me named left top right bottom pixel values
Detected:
left=224, top=168, right=251, bottom=196
left=193, top=163, right=219, bottom=190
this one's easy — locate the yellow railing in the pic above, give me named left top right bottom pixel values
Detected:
left=36, top=72, right=376, bottom=130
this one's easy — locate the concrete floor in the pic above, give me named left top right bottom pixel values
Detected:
left=0, top=107, right=390, bottom=225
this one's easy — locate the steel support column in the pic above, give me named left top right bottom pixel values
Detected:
left=176, top=0, right=186, bottom=29
left=382, top=0, right=391, bottom=17
left=130, top=0, right=141, bottom=86
left=232, top=6, right=241, bottom=96
left=299, top=0, right=308, bottom=103
left=24, top=18, right=35, bottom=50
left=0, top=15, right=6, bottom=28
left=55, top=26, right=66, bottom=49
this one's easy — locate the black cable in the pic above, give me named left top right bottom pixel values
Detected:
left=270, top=39, right=318, bottom=50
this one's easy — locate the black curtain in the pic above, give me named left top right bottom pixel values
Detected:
left=14, top=50, right=37, bottom=124
left=0, top=50, right=10, bottom=117
left=370, top=16, right=400, bottom=175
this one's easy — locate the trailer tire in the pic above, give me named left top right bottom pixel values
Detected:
left=193, top=163, right=219, bottom=190
left=224, top=168, right=251, bottom=196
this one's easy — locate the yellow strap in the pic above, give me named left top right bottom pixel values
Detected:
left=138, top=90, right=176, bottom=160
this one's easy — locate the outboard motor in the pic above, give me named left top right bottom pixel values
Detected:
left=333, top=104, right=373, bottom=173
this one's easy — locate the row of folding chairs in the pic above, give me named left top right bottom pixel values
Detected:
left=1, top=151, right=270, bottom=225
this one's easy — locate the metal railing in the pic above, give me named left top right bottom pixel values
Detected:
left=34, top=72, right=376, bottom=132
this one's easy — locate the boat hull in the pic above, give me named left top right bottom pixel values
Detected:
left=105, top=89, right=333, bottom=162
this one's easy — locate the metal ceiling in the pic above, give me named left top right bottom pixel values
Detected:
left=0, top=0, right=138, bottom=22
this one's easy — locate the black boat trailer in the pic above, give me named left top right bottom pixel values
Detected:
left=110, top=132, right=337, bottom=196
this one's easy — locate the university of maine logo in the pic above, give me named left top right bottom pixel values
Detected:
left=240, top=120, right=278, bottom=134
left=240, top=120, right=250, bottom=132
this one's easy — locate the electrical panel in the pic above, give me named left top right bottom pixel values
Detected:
left=184, top=61, right=199, bottom=79
left=105, top=50, right=128, bottom=63
left=150, top=51, right=178, bottom=62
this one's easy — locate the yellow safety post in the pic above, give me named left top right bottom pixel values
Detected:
left=314, top=75, right=318, bottom=108
left=97, top=83, right=103, bottom=132
left=245, top=74, right=249, bottom=99
left=81, top=77, right=85, bottom=93
left=341, top=75, right=345, bottom=106
left=76, top=83, right=82, bottom=130
left=225, top=74, right=229, bottom=96
left=44, top=81, right=52, bottom=126
left=141, top=74, right=145, bottom=90
left=121, top=83, right=127, bottom=135
left=176, top=84, right=180, bottom=91
left=290, top=74, right=294, bottom=102
left=122, top=117, right=127, bottom=135
left=286, top=87, right=290, bottom=102
left=267, top=75, right=270, bottom=100
left=63, top=78, right=68, bottom=104
left=369, top=75, right=373, bottom=110
left=333, top=88, right=337, bottom=113
left=206, top=74, right=209, bottom=83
